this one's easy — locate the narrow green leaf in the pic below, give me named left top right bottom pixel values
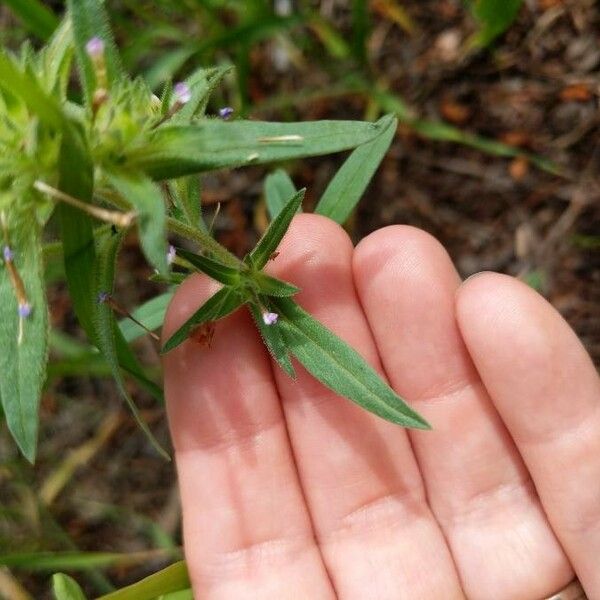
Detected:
left=67, top=0, right=124, bottom=106
left=315, top=115, right=397, bottom=224
left=409, top=118, right=559, bottom=173
left=0, top=217, right=48, bottom=463
left=253, top=272, right=299, bottom=297
left=249, top=303, right=295, bottom=377
left=169, top=176, right=204, bottom=230
left=264, top=169, right=298, bottom=220
left=159, top=590, right=193, bottom=600
left=0, top=49, right=65, bottom=128
left=108, top=171, right=168, bottom=275
left=128, top=119, right=391, bottom=180
left=170, top=65, right=232, bottom=123
left=159, top=79, right=173, bottom=116
left=248, top=189, right=305, bottom=270
left=167, top=216, right=240, bottom=267
left=58, top=122, right=166, bottom=415
left=351, top=0, right=369, bottom=63
left=52, top=573, right=87, bottom=600
left=58, top=121, right=95, bottom=340
left=468, top=0, right=523, bottom=48
left=41, top=16, right=74, bottom=98
left=175, top=247, right=241, bottom=286
left=115, top=332, right=164, bottom=403
left=96, top=561, right=190, bottom=600
left=273, top=298, right=430, bottom=429
left=373, top=89, right=558, bottom=174
left=119, top=291, right=175, bottom=343
left=4, top=0, right=58, bottom=41
left=162, top=286, right=244, bottom=354
left=1, top=550, right=180, bottom=572
left=94, top=229, right=169, bottom=459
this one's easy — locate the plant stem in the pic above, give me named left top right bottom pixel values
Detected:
left=34, top=181, right=136, bottom=227
left=97, top=187, right=242, bottom=267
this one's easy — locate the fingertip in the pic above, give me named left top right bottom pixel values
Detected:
left=455, top=271, right=597, bottom=416
left=353, top=225, right=459, bottom=290
left=273, top=213, right=354, bottom=272
left=455, top=271, right=548, bottom=347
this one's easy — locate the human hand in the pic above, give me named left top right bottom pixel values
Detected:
left=163, top=215, right=599, bottom=599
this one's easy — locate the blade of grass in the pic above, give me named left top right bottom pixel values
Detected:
left=264, top=169, right=297, bottom=220
left=3, top=0, right=58, bottom=41
left=94, top=229, right=168, bottom=459
left=96, top=561, right=190, bottom=600
left=315, top=115, right=397, bottom=223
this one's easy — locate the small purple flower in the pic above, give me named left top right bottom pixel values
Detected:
left=3, top=245, right=13, bottom=262
left=97, top=291, right=110, bottom=304
left=18, top=302, right=32, bottom=318
left=218, top=106, right=234, bottom=120
left=167, top=245, right=176, bottom=265
left=173, top=82, right=192, bottom=105
left=262, top=311, right=278, bottom=326
left=85, top=37, right=105, bottom=59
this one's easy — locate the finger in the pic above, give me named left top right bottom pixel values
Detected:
left=353, top=226, right=571, bottom=599
left=457, top=273, right=600, bottom=597
left=162, top=275, right=334, bottom=599
left=268, top=215, right=463, bottom=599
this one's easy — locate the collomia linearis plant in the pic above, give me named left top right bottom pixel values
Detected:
left=0, top=1, right=432, bottom=596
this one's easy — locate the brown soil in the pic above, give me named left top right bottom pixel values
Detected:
left=1, top=1, right=598, bottom=597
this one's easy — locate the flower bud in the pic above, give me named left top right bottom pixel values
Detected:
left=218, top=106, right=234, bottom=120
left=262, top=311, right=279, bottom=325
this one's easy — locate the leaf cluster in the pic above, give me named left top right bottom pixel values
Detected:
left=0, top=1, right=426, bottom=484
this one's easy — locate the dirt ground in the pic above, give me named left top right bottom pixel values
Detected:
left=1, top=1, right=598, bottom=597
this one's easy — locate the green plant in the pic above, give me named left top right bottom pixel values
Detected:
left=466, top=0, right=524, bottom=49
left=0, top=2, right=431, bottom=594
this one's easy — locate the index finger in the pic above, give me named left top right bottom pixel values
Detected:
left=162, top=274, right=334, bottom=598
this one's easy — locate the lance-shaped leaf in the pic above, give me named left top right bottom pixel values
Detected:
left=247, top=189, right=305, bottom=269
left=169, top=176, right=204, bottom=230
left=67, top=0, right=124, bottom=107
left=175, top=247, right=241, bottom=286
left=467, top=0, right=523, bottom=49
left=0, top=49, right=64, bottom=128
left=162, top=286, right=244, bottom=354
left=273, top=298, right=430, bottom=429
left=52, top=573, right=87, bottom=600
left=0, top=217, right=48, bottom=463
left=127, top=119, right=392, bottom=180
left=56, top=124, right=162, bottom=400
left=96, top=561, right=190, bottom=600
left=315, top=115, right=397, bottom=224
left=40, top=16, right=73, bottom=98
left=119, top=290, right=175, bottom=343
left=94, top=228, right=169, bottom=459
left=265, top=169, right=298, bottom=220
left=159, top=591, right=193, bottom=600
left=170, top=65, right=232, bottom=124
left=3, top=0, right=59, bottom=41
left=253, top=272, right=299, bottom=297
left=108, top=171, right=168, bottom=275
left=58, top=120, right=95, bottom=339
left=249, top=302, right=295, bottom=378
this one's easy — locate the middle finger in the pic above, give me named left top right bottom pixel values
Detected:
left=269, top=215, right=464, bottom=599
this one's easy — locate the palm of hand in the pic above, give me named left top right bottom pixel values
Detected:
left=163, top=215, right=599, bottom=600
